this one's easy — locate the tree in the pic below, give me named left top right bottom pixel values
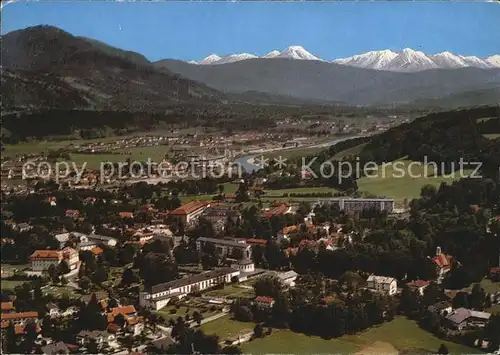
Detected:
left=4, top=321, right=17, bottom=354
left=79, top=276, right=91, bottom=293
left=193, top=311, right=203, bottom=326
left=253, top=276, right=283, bottom=299
left=59, top=260, right=70, bottom=275
left=253, top=323, right=264, bottom=338
left=221, top=345, right=243, bottom=354
left=121, top=267, right=139, bottom=286
left=438, top=344, right=449, bottom=355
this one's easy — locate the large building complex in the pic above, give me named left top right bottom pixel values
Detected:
left=29, top=247, right=80, bottom=272
left=139, top=268, right=240, bottom=310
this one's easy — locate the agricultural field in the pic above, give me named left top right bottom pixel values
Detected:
left=357, top=160, right=472, bottom=202
left=242, top=317, right=481, bottom=355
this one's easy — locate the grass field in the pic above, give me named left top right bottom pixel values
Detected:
left=332, top=143, right=367, bottom=160
left=200, top=316, right=255, bottom=341
left=266, top=146, right=327, bottom=160
left=464, top=278, right=500, bottom=294
left=1, top=280, right=27, bottom=291
left=357, top=160, right=472, bottom=202
left=264, top=186, right=338, bottom=196
left=156, top=305, right=217, bottom=322
left=483, top=134, right=500, bottom=140
left=486, top=305, right=500, bottom=315
left=242, top=317, right=482, bottom=355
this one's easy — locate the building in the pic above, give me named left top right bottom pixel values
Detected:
left=277, top=270, right=298, bottom=288
left=201, top=205, right=241, bottom=225
left=41, top=342, right=70, bottom=355
left=1, top=311, right=39, bottom=327
left=196, top=237, right=252, bottom=260
left=231, top=259, right=255, bottom=273
left=139, top=268, right=240, bottom=310
left=263, top=204, right=292, bottom=218
left=106, top=305, right=144, bottom=336
left=316, top=198, right=395, bottom=213
left=76, top=330, right=116, bottom=349
left=87, top=233, right=117, bottom=247
left=253, top=296, right=275, bottom=309
left=407, top=280, right=430, bottom=296
left=169, top=201, right=209, bottom=225
left=29, top=247, right=79, bottom=272
left=432, top=246, right=453, bottom=283
left=427, top=301, right=453, bottom=316
left=366, top=275, right=398, bottom=295
left=1, top=302, right=14, bottom=313
left=445, top=308, right=491, bottom=330
left=490, top=266, right=500, bottom=281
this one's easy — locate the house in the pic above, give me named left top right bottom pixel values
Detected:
left=427, top=301, right=453, bottom=316
left=277, top=270, right=298, bottom=288
left=263, top=204, right=292, bottom=218
left=87, top=233, right=117, bottom=247
left=29, top=247, right=79, bottom=272
left=65, top=210, right=80, bottom=219
left=14, top=222, right=32, bottom=233
left=55, top=232, right=88, bottom=249
left=76, top=330, right=116, bottom=349
left=315, top=198, right=395, bottom=213
left=196, top=237, right=252, bottom=260
left=119, top=212, right=134, bottom=219
left=1, top=302, right=14, bottom=313
left=169, top=201, right=209, bottom=224
left=254, top=296, right=275, bottom=309
left=445, top=308, right=491, bottom=330
left=432, top=246, right=453, bottom=283
left=1, top=311, right=39, bottom=326
left=106, top=305, right=144, bottom=336
left=407, top=280, right=430, bottom=296
left=139, top=268, right=240, bottom=310
left=366, top=275, right=398, bottom=295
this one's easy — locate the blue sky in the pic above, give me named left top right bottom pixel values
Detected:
left=2, top=1, right=500, bottom=61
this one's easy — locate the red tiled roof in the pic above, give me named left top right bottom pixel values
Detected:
left=169, top=201, right=207, bottom=216
left=407, top=280, right=430, bottom=288
left=119, top=212, right=134, bottom=219
left=1, top=312, right=38, bottom=321
left=107, top=323, right=121, bottom=333
left=1, top=302, right=13, bottom=312
left=490, top=266, right=500, bottom=274
left=106, top=305, right=136, bottom=323
left=432, top=253, right=452, bottom=269
left=30, top=250, right=61, bottom=260
left=224, top=194, right=237, bottom=199
left=65, top=209, right=80, bottom=216
left=255, top=296, right=274, bottom=304
left=91, top=247, right=103, bottom=255
left=263, top=204, right=290, bottom=218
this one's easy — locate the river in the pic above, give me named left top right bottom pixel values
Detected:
left=234, top=135, right=363, bottom=173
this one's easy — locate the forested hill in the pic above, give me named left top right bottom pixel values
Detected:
left=356, top=106, right=500, bottom=177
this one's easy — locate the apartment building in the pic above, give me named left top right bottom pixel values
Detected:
left=366, top=275, right=398, bottom=295
left=196, top=237, right=252, bottom=260
left=169, top=201, right=209, bottom=224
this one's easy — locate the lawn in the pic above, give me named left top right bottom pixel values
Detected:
left=265, top=146, right=327, bottom=160
left=464, top=278, right=500, bottom=294
left=486, top=305, right=500, bottom=315
left=204, top=284, right=254, bottom=299
left=357, top=160, right=472, bottom=202
left=200, top=316, right=255, bottom=341
left=1, top=280, right=27, bottom=291
left=264, top=187, right=338, bottom=196
left=242, top=317, right=482, bottom=355
left=156, top=305, right=217, bottom=322
left=483, top=134, right=500, bottom=140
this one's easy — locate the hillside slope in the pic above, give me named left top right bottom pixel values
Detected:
left=154, top=58, right=500, bottom=105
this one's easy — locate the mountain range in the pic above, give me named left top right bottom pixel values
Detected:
left=189, top=46, right=500, bottom=72
left=1, top=25, right=500, bottom=110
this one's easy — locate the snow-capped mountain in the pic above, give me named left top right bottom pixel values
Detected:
left=198, top=54, right=221, bottom=65
left=487, top=55, right=500, bottom=67
left=334, top=49, right=499, bottom=72
left=263, top=50, right=280, bottom=58
left=191, top=46, right=321, bottom=65
left=189, top=46, right=499, bottom=71
left=274, top=46, right=321, bottom=61
left=332, top=50, right=397, bottom=70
